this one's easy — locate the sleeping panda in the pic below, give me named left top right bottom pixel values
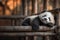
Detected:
left=22, top=11, right=55, bottom=31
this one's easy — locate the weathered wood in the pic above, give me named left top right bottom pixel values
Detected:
left=56, top=9, right=60, bottom=33
left=47, top=8, right=60, bottom=13
left=32, top=0, right=34, bottom=14
left=57, top=12, right=60, bottom=27
left=34, top=36, right=37, bottom=40
left=34, top=0, right=38, bottom=13
left=43, top=0, right=47, bottom=10
left=0, top=8, right=60, bottom=19
left=26, top=36, right=28, bottom=40
left=0, top=19, right=11, bottom=26
left=52, top=0, right=59, bottom=9
left=32, top=0, right=38, bottom=14
left=0, top=15, right=26, bottom=19
left=45, top=36, right=50, bottom=40
left=28, top=0, right=32, bottom=15
left=0, top=26, right=56, bottom=32
left=24, top=0, right=28, bottom=16
left=0, top=32, right=55, bottom=36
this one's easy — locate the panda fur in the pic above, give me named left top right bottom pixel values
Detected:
left=22, top=15, right=38, bottom=26
left=22, top=12, right=55, bottom=31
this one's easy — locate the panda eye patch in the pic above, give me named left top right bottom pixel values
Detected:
left=49, top=17, right=51, bottom=21
left=42, top=15, right=46, bottom=17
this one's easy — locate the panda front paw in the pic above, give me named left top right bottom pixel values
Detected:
left=32, top=26, right=39, bottom=31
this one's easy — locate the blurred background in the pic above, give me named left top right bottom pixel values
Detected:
left=0, top=0, right=60, bottom=40
left=0, top=0, right=60, bottom=26
left=0, top=0, right=60, bottom=16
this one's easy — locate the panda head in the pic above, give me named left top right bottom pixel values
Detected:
left=39, top=11, right=55, bottom=26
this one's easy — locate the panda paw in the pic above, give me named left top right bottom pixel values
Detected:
left=32, top=26, right=39, bottom=31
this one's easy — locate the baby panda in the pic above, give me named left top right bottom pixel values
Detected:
left=22, top=11, right=55, bottom=31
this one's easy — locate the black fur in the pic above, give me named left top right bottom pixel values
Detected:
left=22, top=16, right=54, bottom=31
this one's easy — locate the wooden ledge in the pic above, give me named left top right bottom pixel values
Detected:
left=0, top=15, right=26, bottom=19
left=0, top=26, right=57, bottom=32
left=0, top=32, right=55, bottom=36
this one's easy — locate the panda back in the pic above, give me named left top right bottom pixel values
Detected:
left=22, top=15, right=38, bottom=25
left=26, top=15, right=38, bottom=21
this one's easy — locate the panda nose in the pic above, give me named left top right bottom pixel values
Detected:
left=44, top=18, right=47, bottom=20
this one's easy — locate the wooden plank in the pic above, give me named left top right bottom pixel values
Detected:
left=0, top=26, right=31, bottom=32
left=0, top=19, right=11, bottom=26
left=34, top=36, right=37, bottom=40
left=0, top=32, right=55, bottom=36
left=43, top=0, right=47, bottom=10
left=32, top=0, right=38, bottom=14
left=56, top=10, right=60, bottom=33
left=25, top=36, right=28, bottom=40
left=0, top=15, right=26, bottom=19
left=0, top=8, right=60, bottom=19
left=45, top=36, right=50, bottom=40
left=24, top=0, right=28, bottom=16
left=0, top=26, right=56, bottom=32
left=28, top=0, right=32, bottom=15
left=34, top=0, right=38, bottom=14
left=52, top=0, right=59, bottom=9
left=32, top=0, right=35, bottom=14
left=57, top=12, right=60, bottom=27
left=47, top=8, right=60, bottom=13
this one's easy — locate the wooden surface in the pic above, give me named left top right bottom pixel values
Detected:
left=0, top=32, right=55, bottom=36
left=0, top=26, right=56, bottom=32
left=0, top=26, right=55, bottom=36
left=0, top=15, right=26, bottom=19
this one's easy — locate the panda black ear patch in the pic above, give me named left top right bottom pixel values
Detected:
left=42, top=15, right=46, bottom=17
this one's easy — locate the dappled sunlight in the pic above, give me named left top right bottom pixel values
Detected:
left=0, top=0, right=60, bottom=16
left=7, top=0, right=21, bottom=10
left=1, top=0, right=21, bottom=16
left=47, top=5, right=53, bottom=10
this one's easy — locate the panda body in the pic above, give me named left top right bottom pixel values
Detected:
left=22, top=12, right=55, bottom=31
left=22, top=15, right=38, bottom=26
left=24, top=15, right=38, bottom=22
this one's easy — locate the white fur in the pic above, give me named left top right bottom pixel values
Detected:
left=39, top=12, right=55, bottom=24
left=23, top=11, right=55, bottom=26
